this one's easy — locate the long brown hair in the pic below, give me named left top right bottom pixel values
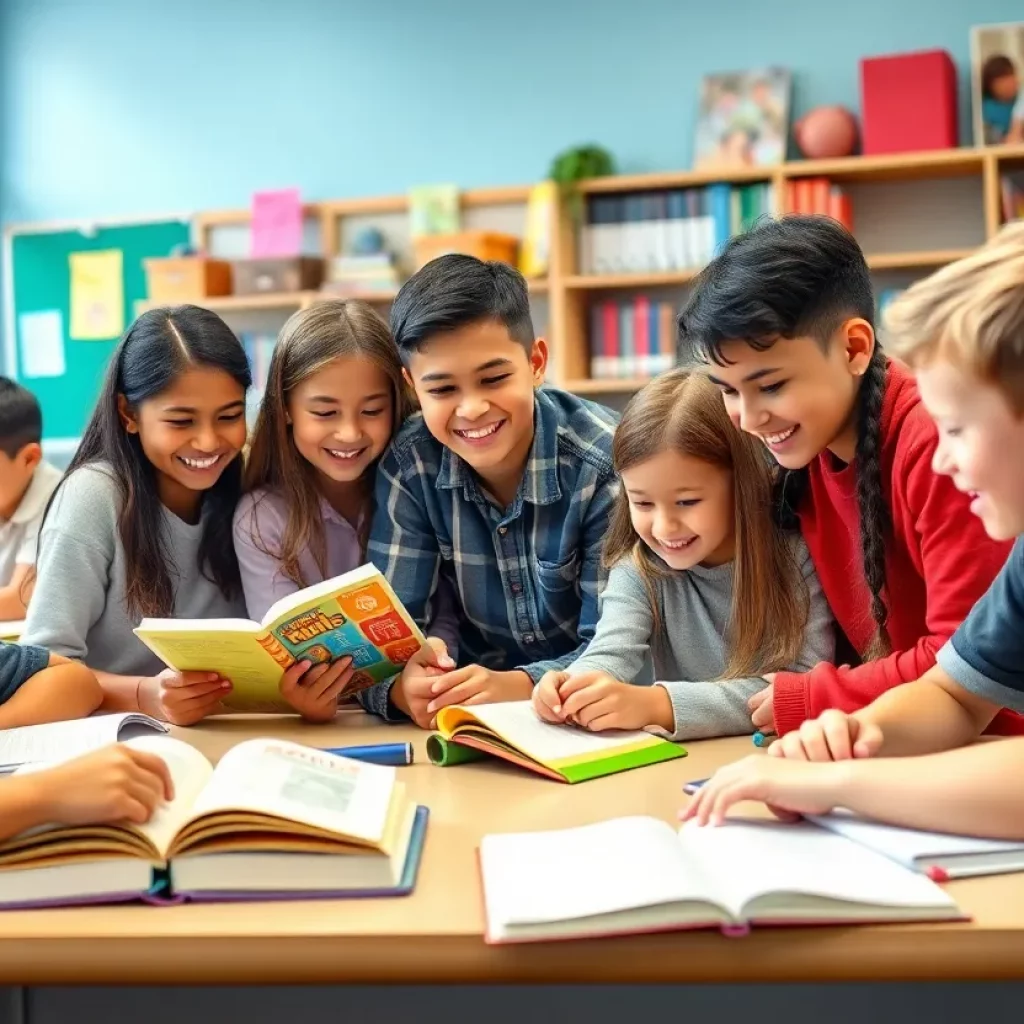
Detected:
left=603, top=369, right=809, bottom=679
left=44, top=305, right=250, bottom=619
left=243, top=299, right=415, bottom=587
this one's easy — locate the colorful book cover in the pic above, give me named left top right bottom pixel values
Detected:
left=430, top=701, right=686, bottom=783
left=134, top=565, right=427, bottom=713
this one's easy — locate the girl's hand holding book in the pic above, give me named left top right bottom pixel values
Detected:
left=139, top=669, right=232, bottom=726
left=279, top=657, right=355, bottom=724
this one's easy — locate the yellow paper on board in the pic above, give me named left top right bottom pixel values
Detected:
left=69, top=249, right=124, bottom=340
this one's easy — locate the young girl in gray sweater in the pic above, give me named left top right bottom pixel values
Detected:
left=533, top=370, right=834, bottom=741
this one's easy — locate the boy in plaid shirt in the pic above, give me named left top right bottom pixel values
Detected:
left=361, top=255, right=618, bottom=728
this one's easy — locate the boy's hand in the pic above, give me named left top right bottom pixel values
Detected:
left=139, top=669, right=232, bottom=726
left=425, top=666, right=534, bottom=716
left=279, top=657, right=354, bottom=723
left=768, top=709, right=884, bottom=762
left=557, top=671, right=673, bottom=733
left=38, top=745, right=175, bottom=825
left=680, top=754, right=846, bottom=827
left=533, top=670, right=569, bottom=723
left=748, top=675, right=775, bottom=731
left=394, top=638, right=456, bottom=729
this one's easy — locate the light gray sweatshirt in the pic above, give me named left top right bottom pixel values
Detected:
left=22, top=464, right=247, bottom=677
left=566, top=538, right=835, bottom=741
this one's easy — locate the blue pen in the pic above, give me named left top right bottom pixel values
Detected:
left=752, top=731, right=776, bottom=748
left=683, top=778, right=708, bottom=795
left=321, top=742, right=414, bottom=766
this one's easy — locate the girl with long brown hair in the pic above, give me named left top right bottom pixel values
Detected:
left=533, top=369, right=833, bottom=740
left=235, top=299, right=413, bottom=606
left=234, top=299, right=454, bottom=720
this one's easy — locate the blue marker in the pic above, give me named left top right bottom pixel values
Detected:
left=752, top=731, right=776, bottom=748
left=321, top=742, right=414, bottom=766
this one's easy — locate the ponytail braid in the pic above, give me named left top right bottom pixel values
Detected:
left=855, top=348, right=891, bottom=658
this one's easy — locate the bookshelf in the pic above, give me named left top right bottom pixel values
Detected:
left=557, top=143, right=1024, bottom=396
left=133, top=142, right=1024, bottom=400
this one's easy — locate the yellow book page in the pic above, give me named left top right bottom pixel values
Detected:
left=134, top=626, right=290, bottom=713
left=436, top=701, right=662, bottom=768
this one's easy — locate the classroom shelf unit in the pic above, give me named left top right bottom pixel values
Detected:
left=554, top=143, right=1024, bottom=396
left=127, top=142, right=1024, bottom=399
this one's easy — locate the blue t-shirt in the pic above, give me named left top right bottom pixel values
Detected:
left=982, top=97, right=1015, bottom=142
left=937, top=536, right=1024, bottom=711
left=0, top=641, right=49, bottom=704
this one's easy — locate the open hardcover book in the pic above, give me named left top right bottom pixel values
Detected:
left=134, top=563, right=428, bottom=713
left=809, top=810, right=1024, bottom=881
left=429, top=701, right=685, bottom=782
left=479, top=816, right=963, bottom=943
left=0, top=736, right=427, bottom=910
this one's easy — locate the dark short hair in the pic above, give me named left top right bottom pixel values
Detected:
left=389, top=254, right=534, bottom=362
left=0, top=377, right=42, bottom=458
left=982, top=55, right=1017, bottom=95
left=678, top=215, right=874, bottom=366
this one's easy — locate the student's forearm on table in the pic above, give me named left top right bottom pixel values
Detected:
left=824, top=739, right=1024, bottom=839
left=854, top=670, right=997, bottom=756
left=96, top=671, right=148, bottom=713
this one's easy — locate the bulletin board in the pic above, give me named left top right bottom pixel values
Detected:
left=6, top=219, right=191, bottom=441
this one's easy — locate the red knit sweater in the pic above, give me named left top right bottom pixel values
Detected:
left=772, top=360, right=1024, bottom=736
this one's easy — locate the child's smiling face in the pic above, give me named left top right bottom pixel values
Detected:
left=917, top=359, right=1024, bottom=541
left=406, top=321, right=547, bottom=506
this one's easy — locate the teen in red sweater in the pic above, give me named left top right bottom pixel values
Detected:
left=677, top=215, right=1022, bottom=737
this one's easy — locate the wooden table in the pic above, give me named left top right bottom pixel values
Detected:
left=1, top=712, right=1024, bottom=986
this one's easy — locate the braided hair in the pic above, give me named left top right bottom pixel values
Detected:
left=854, top=345, right=891, bottom=656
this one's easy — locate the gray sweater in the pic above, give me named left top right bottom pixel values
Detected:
left=567, top=538, right=835, bottom=741
left=22, top=464, right=247, bottom=677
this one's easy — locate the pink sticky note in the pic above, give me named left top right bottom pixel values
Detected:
left=251, top=188, right=302, bottom=258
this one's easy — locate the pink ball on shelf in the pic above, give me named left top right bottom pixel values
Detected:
left=794, top=106, right=859, bottom=159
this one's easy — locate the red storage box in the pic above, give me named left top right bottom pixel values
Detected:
left=859, top=49, right=958, bottom=155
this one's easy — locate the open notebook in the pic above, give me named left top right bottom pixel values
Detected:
left=0, top=713, right=168, bottom=775
left=0, top=736, right=427, bottom=910
left=479, top=816, right=963, bottom=943
left=810, top=811, right=1024, bottom=880
left=428, top=701, right=685, bottom=782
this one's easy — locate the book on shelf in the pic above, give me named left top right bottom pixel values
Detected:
left=808, top=810, right=1024, bottom=880
left=589, top=297, right=675, bottom=380
left=134, top=564, right=427, bottom=713
left=520, top=180, right=556, bottom=278
left=409, top=183, right=460, bottom=237
left=0, top=712, right=168, bottom=775
left=784, top=177, right=853, bottom=230
left=1001, top=170, right=1024, bottom=223
left=0, top=735, right=426, bottom=910
left=580, top=183, right=774, bottom=276
left=324, top=252, right=402, bottom=295
left=479, top=815, right=963, bottom=944
left=429, top=700, right=686, bottom=783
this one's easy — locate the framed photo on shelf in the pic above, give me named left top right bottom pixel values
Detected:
left=694, top=67, right=791, bottom=170
left=971, top=21, right=1024, bottom=145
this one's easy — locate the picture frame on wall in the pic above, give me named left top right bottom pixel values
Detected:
left=694, top=67, right=791, bottom=170
left=971, top=21, right=1024, bottom=145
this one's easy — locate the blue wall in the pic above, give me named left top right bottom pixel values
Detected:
left=1, top=0, right=1021, bottom=224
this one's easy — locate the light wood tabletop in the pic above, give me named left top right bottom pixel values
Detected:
left=1, top=710, right=1023, bottom=984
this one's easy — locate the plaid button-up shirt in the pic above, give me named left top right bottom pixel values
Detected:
left=358, top=387, right=619, bottom=720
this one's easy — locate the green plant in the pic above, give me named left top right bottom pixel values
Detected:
left=548, top=144, right=616, bottom=221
